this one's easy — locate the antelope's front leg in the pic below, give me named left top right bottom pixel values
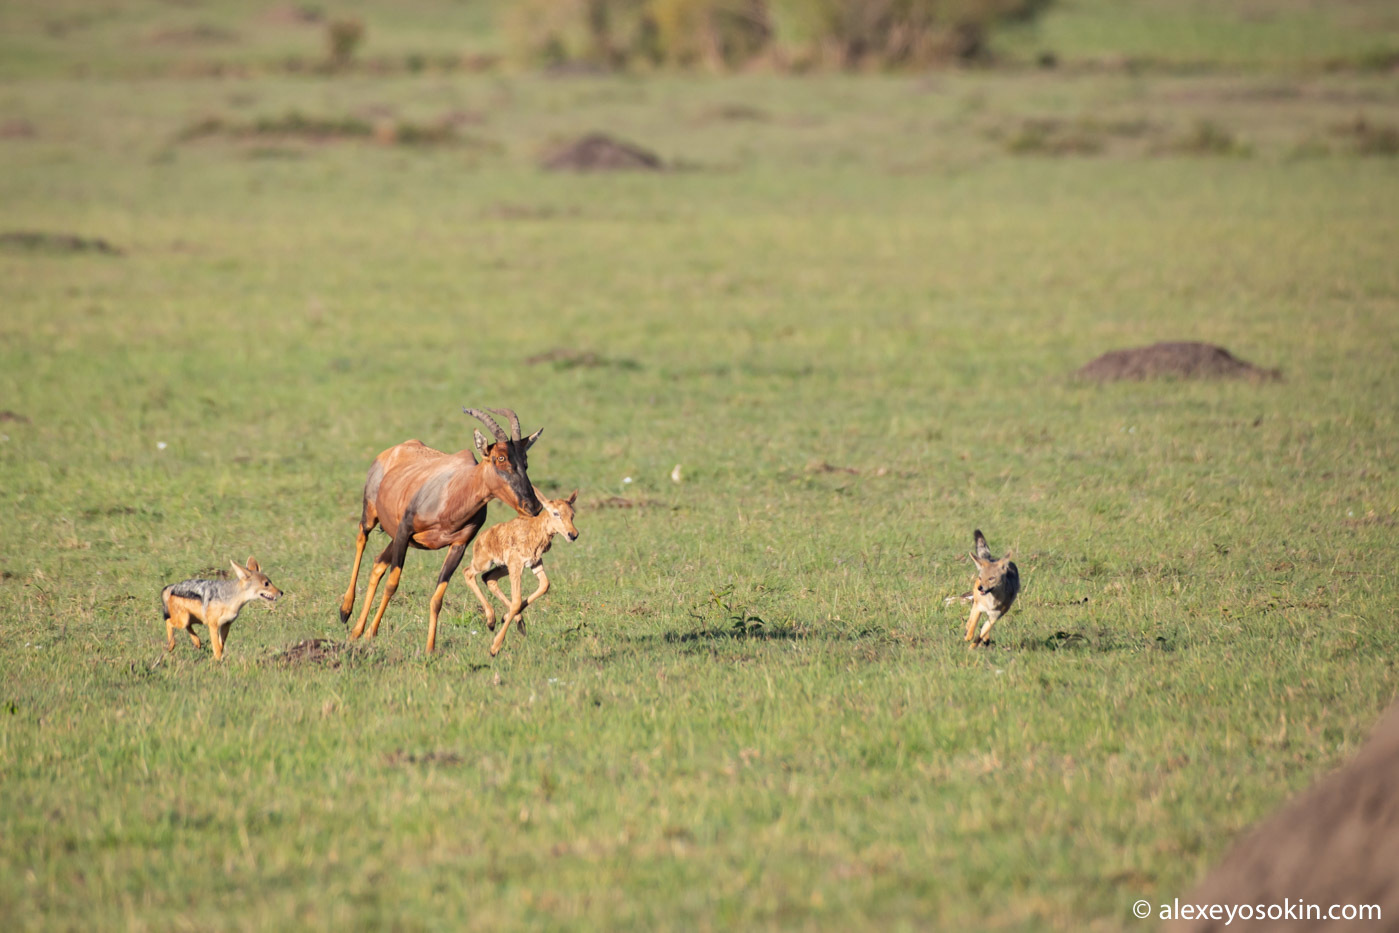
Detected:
left=517, top=566, right=550, bottom=634
left=426, top=543, right=467, bottom=655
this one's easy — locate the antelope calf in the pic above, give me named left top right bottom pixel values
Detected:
left=465, top=490, right=578, bottom=657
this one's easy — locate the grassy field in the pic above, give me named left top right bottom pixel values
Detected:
left=3, top=3, right=1399, bottom=931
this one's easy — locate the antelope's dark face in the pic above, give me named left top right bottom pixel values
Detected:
left=481, top=438, right=542, bottom=516
left=466, top=407, right=544, bottom=517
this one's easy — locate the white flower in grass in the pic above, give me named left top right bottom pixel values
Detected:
left=156, top=441, right=168, bottom=450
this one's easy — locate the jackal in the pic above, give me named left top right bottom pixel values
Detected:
left=963, top=530, right=1019, bottom=647
left=160, top=557, right=282, bottom=660
left=465, top=490, right=579, bottom=657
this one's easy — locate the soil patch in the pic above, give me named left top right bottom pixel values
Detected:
left=0, top=410, right=31, bottom=424
left=524, top=348, right=640, bottom=370
left=541, top=134, right=664, bottom=172
left=385, top=749, right=464, bottom=767
left=179, top=112, right=468, bottom=147
left=147, top=25, right=238, bottom=45
left=0, top=231, right=122, bottom=256
left=272, top=638, right=350, bottom=668
left=0, top=120, right=36, bottom=139
left=1166, top=703, right=1399, bottom=932
left=1077, top=342, right=1280, bottom=382
left=592, top=496, right=661, bottom=510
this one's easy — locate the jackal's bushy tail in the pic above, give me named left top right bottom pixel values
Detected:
left=160, top=585, right=174, bottom=621
left=973, top=529, right=992, bottom=561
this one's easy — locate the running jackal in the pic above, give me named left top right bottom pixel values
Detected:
left=160, top=557, right=282, bottom=660
left=964, top=530, right=1019, bottom=647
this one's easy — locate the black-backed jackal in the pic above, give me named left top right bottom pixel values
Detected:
left=160, top=557, right=281, bottom=660
left=964, top=530, right=1019, bottom=647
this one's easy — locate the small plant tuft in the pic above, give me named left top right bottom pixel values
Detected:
left=326, top=17, right=365, bottom=69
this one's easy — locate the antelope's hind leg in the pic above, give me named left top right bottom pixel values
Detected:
left=366, top=521, right=415, bottom=639
left=339, top=505, right=378, bottom=624
left=482, top=567, right=510, bottom=632
left=465, top=569, right=497, bottom=633
left=489, top=564, right=526, bottom=657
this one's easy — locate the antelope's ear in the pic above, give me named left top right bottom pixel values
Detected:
left=246, top=556, right=260, bottom=573
left=230, top=560, right=249, bottom=579
left=524, top=426, right=543, bottom=451
left=567, top=489, right=578, bottom=505
left=474, top=429, right=490, bottom=455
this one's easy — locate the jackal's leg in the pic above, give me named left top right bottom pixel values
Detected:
left=977, top=612, right=1001, bottom=646
left=425, top=543, right=467, bottom=655
left=964, top=604, right=982, bottom=643
left=465, top=571, right=497, bottom=633
left=218, top=621, right=234, bottom=658
left=209, top=619, right=225, bottom=660
left=516, top=566, right=550, bottom=634
left=482, top=567, right=509, bottom=631
left=367, top=523, right=414, bottom=639
left=169, top=602, right=201, bottom=650
left=490, top=564, right=526, bottom=656
left=339, top=511, right=377, bottom=624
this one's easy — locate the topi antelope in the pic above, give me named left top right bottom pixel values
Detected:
left=339, top=407, right=543, bottom=653
left=465, top=489, right=579, bottom=657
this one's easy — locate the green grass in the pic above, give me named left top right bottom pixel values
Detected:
left=3, top=7, right=1399, bottom=930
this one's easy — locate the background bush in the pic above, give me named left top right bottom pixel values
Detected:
left=504, top=0, right=1052, bottom=70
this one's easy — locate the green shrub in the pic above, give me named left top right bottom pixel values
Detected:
left=503, top=0, right=1052, bottom=70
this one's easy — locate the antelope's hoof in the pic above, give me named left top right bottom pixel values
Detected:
left=486, top=619, right=497, bottom=632
left=515, top=618, right=526, bottom=635
left=339, top=607, right=351, bottom=624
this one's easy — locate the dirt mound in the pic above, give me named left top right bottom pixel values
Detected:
left=1077, top=341, right=1280, bottom=381
left=272, top=638, right=349, bottom=667
left=1166, top=703, right=1399, bottom=931
left=541, top=134, right=663, bottom=172
left=0, top=231, right=122, bottom=256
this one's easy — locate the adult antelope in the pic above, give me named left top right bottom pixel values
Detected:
left=339, top=407, right=543, bottom=653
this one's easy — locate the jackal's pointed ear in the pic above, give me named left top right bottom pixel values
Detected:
left=524, top=427, right=543, bottom=451
left=230, top=559, right=249, bottom=580
left=474, top=429, right=490, bottom=456
left=1000, top=549, right=1014, bottom=564
left=566, top=489, right=578, bottom=505
left=968, top=551, right=984, bottom=567
left=246, top=556, right=260, bottom=573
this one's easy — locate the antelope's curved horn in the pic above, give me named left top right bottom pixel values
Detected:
left=463, top=407, right=508, bottom=442
left=487, top=407, right=523, bottom=440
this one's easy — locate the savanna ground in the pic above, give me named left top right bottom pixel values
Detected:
left=2, top=2, right=1398, bottom=930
